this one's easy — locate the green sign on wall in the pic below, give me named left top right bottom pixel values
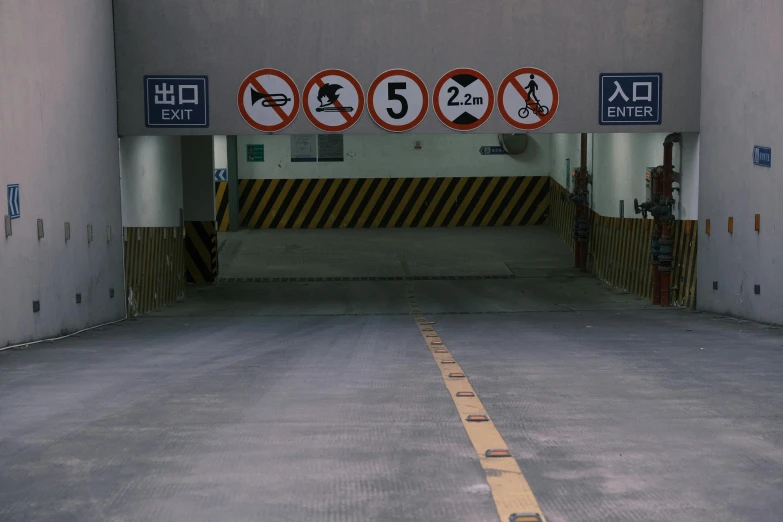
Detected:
left=247, top=144, right=264, bottom=162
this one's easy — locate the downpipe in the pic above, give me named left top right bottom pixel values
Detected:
left=659, top=133, right=681, bottom=307
left=634, top=132, right=681, bottom=306
left=570, top=133, right=591, bottom=273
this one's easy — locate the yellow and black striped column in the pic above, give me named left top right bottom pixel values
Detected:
left=215, top=182, right=229, bottom=232
left=238, top=176, right=550, bottom=229
left=184, top=221, right=218, bottom=285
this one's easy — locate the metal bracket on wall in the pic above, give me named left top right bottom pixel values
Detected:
left=106, top=225, right=111, bottom=243
left=37, top=219, right=44, bottom=240
left=4, top=215, right=11, bottom=238
left=65, top=222, right=71, bottom=242
left=87, top=224, right=93, bottom=243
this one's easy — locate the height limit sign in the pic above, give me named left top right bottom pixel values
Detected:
left=433, top=68, right=494, bottom=131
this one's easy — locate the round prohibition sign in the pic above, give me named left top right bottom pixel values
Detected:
left=303, top=69, right=365, bottom=132
left=237, top=68, right=300, bottom=132
left=498, top=67, right=559, bottom=131
left=433, top=68, right=494, bottom=131
left=367, top=69, right=429, bottom=132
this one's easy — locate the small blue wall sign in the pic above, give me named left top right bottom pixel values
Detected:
left=7, top=184, right=20, bottom=219
left=753, top=146, right=771, bottom=168
left=480, top=146, right=507, bottom=155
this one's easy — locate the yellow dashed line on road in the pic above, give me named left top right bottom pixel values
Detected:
left=406, top=286, right=546, bottom=522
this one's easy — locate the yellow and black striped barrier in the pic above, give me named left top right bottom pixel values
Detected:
left=238, top=176, right=550, bottom=229
left=123, top=227, right=185, bottom=316
left=549, top=181, right=698, bottom=308
left=215, top=182, right=230, bottom=232
left=548, top=181, right=577, bottom=250
left=184, top=221, right=218, bottom=285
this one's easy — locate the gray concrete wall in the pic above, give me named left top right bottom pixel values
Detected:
left=181, top=136, right=215, bottom=222
left=0, top=0, right=125, bottom=347
left=698, top=1, right=783, bottom=323
left=114, top=0, right=703, bottom=136
left=120, top=137, right=184, bottom=227
left=237, top=134, right=551, bottom=180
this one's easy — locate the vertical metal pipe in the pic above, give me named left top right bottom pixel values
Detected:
left=652, top=254, right=662, bottom=304
left=660, top=141, right=674, bottom=307
left=576, top=133, right=589, bottom=271
left=580, top=133, right=588, bottom=170
left=651, top=169, right=662, bottom=305
left=227, top=136, right=240, bottom=232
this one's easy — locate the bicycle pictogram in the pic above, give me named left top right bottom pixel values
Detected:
left=518, top=98, right=549, bottom=119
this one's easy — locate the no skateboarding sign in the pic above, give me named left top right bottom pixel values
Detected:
left=303, top=69, right=365, bottom=132
left=367, top=69, right=429, bottom=132
left=237, top=69, right=300, bottom=132
left=498, top=67, right=559, bottom=131
left=433, top=68, right=494, bottom=131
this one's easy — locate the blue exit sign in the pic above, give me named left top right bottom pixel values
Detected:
left=145, top=76, right=209, bottom=128
left=754, top=146, right=771, bottom=168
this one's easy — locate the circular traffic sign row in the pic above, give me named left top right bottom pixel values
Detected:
left=237, top=67, right=559, bottom=133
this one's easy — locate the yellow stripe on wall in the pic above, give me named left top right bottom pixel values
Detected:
left=123, top=226, right=185, bottom=316
left=548, top=181, right=698, bottom=308
left=237, top=176, right=551, bottom=229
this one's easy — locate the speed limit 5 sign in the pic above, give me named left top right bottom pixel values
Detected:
left=367, top=69, right=429, bottom=132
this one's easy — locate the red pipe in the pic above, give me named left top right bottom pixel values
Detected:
left=580, top=133, right=588, bottom=170
left=659, top=133, right=680, bottom=307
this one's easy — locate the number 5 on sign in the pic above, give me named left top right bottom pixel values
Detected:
left=367, top=69, right=429, bottom=132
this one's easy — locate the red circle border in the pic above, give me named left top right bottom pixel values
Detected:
left=497, top=67, right=559, bottom=131
left=432, top=68, right=495, bottom=132
left=237, top=68, right=300, bottom=133
left=303, top=69, right=365, bottom=133
left=367, top=69, right=429, bottom=133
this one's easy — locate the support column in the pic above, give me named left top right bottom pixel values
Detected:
left=227, top=135, right=240, bottom=232
left=571, top=133, right=591, bottom=273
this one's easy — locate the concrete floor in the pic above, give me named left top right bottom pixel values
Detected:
left=1, top=227, right=782, bottom=521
